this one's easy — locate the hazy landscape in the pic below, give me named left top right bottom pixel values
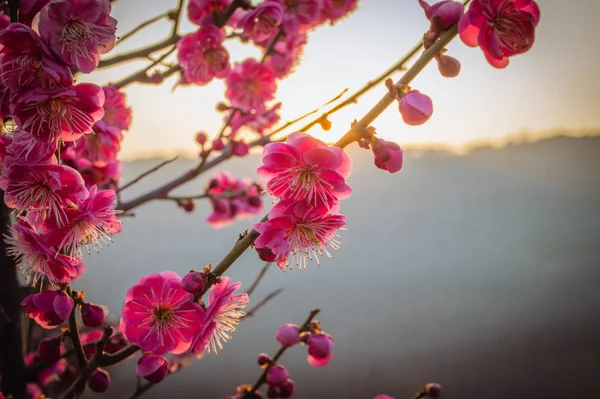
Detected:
left=78, top=135, right=600, bottom=399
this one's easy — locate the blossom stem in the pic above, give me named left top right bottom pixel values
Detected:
left=245, top=308, right=320, bottom=397
left=116, top=12, right=171, bottom=46
left=65, top=285, right=88, bottom=369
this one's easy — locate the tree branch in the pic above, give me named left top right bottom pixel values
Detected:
left=245, top=262, right=272, bottom=297
left=116, top=12, right=171, bottom=46
left=99, top=35, right=181, bottom=69
left=117, top=156, right=179, bottom=194
left=243, top=288, right=282, bottom=318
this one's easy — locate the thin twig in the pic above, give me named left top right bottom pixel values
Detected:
left=112, top=46, right=177, bottom=89
left=116, top=12, right=170, bottom=46
left=117, top=156, right=178, bottom=194
left=99, top=35, right=181, bottom=69
left=245, top=309, right=320, bottom=397
left=243, top=288, right=282, bottom=318
left=260, top=27, right=284, bottom=63
left=171, top=0, right=185, bottom=36
left=245, top=262, right=272, bottom=297
left=65, top=285, right=87, bottom=369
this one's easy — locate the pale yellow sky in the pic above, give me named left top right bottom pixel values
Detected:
left=85, top=0, right=600, bottom=159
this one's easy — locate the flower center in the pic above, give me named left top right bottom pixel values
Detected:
left=62, top=20, right=92, bottom=45
left=153, top=304, right=174, bottom=324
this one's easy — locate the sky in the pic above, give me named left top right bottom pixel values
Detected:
left=85, top=0, right=600, bottom=159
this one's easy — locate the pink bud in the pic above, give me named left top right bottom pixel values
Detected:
left=181, top=271, right=206, bottom=294
left=266, top=365, right=289, bottom=388
left=177, top=199, right=196, bottom=213
left=267, top=385, right=281, bottom=398
left=149, top=72, right=164, bottom=84
left=436, top=54, right=461, bottom=78
left=425, top=383, right=442, bottom=398
left=195, top=132, right=208, bottom=145
left=37, top=335, right=62, bottom=363
left=276, top=324, right=301, bottom=347
left=257, top=353, right=272, bottom=366
left=88, top=369, right=111, bottom=393
left=256, top=247, right=276, bottom=262
left=279, top=380, right=295, bottom=398
left=307, top=333, right=334, bottom=367
left=137, top=354, right=169, bottom=384
left=399, top=90, right=433, bottom=126
left=212, top=137, right=225, bottom=151
left=419, top=0, right=464, bottom=34
left=374, top=396, right=396, bottom=399
left=81, top=303, right=106, bottom=327
left=371, top=139, right=404, bottom=174
left=231, top=140, right=249, bottom=157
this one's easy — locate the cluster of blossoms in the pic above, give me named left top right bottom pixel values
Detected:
left=120, top=270, right=249, bottom=383
left=228, top=320, right=334, bottom=398
left=254, top=132, right=351, bottom=270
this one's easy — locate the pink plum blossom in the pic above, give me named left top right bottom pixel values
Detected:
left=371, top=138, right=404, bottom=174
left=253, top=199, right=346, bottom=270
left=11, top=83, right=105, bottom=143
left=62, top=146, right=122, bottom=190
left=237, top=2, right=284, bottom=42
left=274, top=0, right=322, bottom=28
left=188, top=0, right=229, bottom=25
left=137, top=354, right=169, bottom=384
left=35, top=185, right=121, bottom=258
left=4, top=130, right=57, bottom=165
left=21, top=290, right=74, bottom=329
left=321, top=0, right=358, bottom=25
left=0, top=161, right=88, bottom=224
left=76, top=121, right=123, bottom=167
left=206, top=172, right=263, bottom=228
left=266, top=365, right=289, bottom=387
left=36, top=0, right=117, bottom=73
left=80, top=303, right=106, bottom=327
left=120, top=272, right=204, bottom=356
left=374, top=396, right=395, bottom=399
left=0, top=23, right=73, bottom=92
left=257, top=132, right=352, bottom=208
left=265, top=31, right=306, bottom=79
left=6, top=217, right=84, bottom=284
left=399, top=90, right=433, bottom=126
left=177, top=20, right=230, bottom=85
left=229, top=103, right=281, bottom=137
left=191, top=276, right=249, bottom=354
left=419, top=0, right=464, bottom=35
left=19, top=0, right=51, bottom=26
left=37, top=335, right=63, bottom=363
left=459, top=0, right=540, bottom=68
left=225, top=58, right=277, bottom=112
left=306, top=332, right=334, bottom=367
left=101, top=85, right=132, bottom=130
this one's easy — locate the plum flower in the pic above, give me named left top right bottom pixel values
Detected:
left=21, top=290, right=74, bottom=329
left=253, top=199, right=346, bottom=270
left=257, top=132, right=351, bottom=208
left=419, top=0, right=464, bottom=36
left=5, top=217, right=83, bottom=284
left=188, top=0, right=229, bottom=25
left=225, top=58, right=276, bottom=112
left=0, top=23, right=73, bottom=92
left=266, top=31, right=307, bottom=79
left=36, top=185, right=121, bottom=258
left=76, top=121, right=123, bottom=167
left=19, top=0, right=51, bottom=26
left=274, top=0, right=322, bottom=28
left=10, top=83, right=105, bottom=143
left=306, top=332, right=334, bottom=367
left=101, top=86, right=132, bottom=130
left=0, top=162, right=88, bottom=224
left=237, top=2, right=284, bottom=42
left=206, top=172, right=263, bottom=228
left=229, top=103, right=281, bottom=137
left=120, top=272, right=204, bottom=356
left=321, top=0, right=358, bottom=25
left=191, top=276, right=249, bottom=354
left=36, top=0, right=118, bottom=73
left=459, top=0, right=540, bottom=68
left=4, top=130, right=57, bottom=166
left=177, top=20, right=230, bottom=85
left=371, top=138, right=404, bottom=174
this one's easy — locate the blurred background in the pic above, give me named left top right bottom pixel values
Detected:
left=78, top=0, right=600, bottom=398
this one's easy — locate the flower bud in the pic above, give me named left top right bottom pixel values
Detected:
left=318, top=117, right=332, bottom=131
left=436, top=54, right=461, bottom=78
left=247, top=195, right=262, bottom=209
left=276, top=324, right=301, bottom=347
left=399, top=90, right=433, bottom=126
left=215, top=102, right=230, bottom=112
left=419, top=0, right=464, bottom=34
left=212, top=137, right=225, bottom=151
left=181, top=271, right=206, bottom=295
left=231, top=140, right=249, bottom=157
left=267, top=385, right=281, bottom=398
left=307, top=333, right=334, bottom=367
left=279, top=380, right=295, bottom=398
left=256, top=247, right=276, bottom=263
left=425, top=383, right=442, bottom=398
left=257, top=353, right=272, bottom=366
left=137, top=354, right=169, bottom=384
left=195, top=132, right=208, bottom=146
left=266, top=365, right=289, bottom=388
left=149, top=72, right=163, bottom=84
left=37, top=335, right=62, bottom=363
left=22, top=290, right=74, bottom=329
left=371, top=139, right=404, bottom=174
left=177, top=199, right=196, bottom=213
left=81, top=303, right=106, bottom=327
left=88, top=368, right=111, bottom=392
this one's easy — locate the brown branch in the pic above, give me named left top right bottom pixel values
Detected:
left=65, top=285, right=87, bottom=369
left=171, top=0, right=185, bottom=36
left=111, top=46, right=177, bottom=89
left=117, top=156, right=178, bottom=194
left=98, top=35, right=181, bottom=69
left=245, top=309, right=320, bottom=397
left=245, top=262, right=272, bottom=297
left=116, top=12, right=171, bottom=46
left=243, top=288, right=282, bottom=318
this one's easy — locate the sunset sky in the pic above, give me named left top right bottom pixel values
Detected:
left=85, top=0, right=600, bottom=159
